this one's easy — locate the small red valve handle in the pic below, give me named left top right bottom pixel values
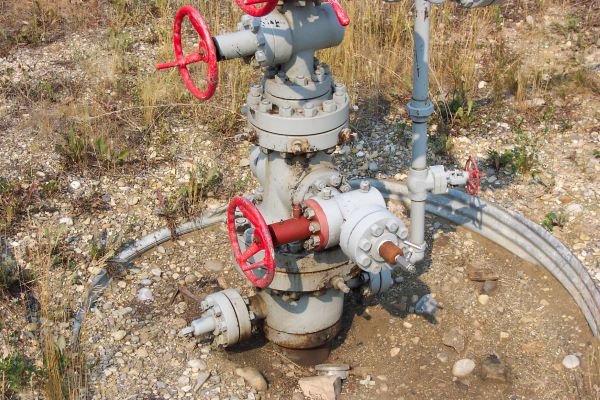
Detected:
left=235, top=0, right=278, bottom=17
left=464, top=155, right=482, bottom=196
left=155, top=5, right=218, bottom=101
left=227, top=196, right=276, bottom=289
left=324, top=0, right=350, bottom=26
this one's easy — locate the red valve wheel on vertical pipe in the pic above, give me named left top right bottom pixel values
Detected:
left=235, top=0, right=278, bottom=17
left=227, top=196, right=277, bottom=288
left=464, top=155, right=482, bottom=196
left=323, top=0, right=350, bottom=26
left=156, top=6, right=218, bottom=101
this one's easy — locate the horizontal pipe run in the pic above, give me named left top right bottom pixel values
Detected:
left=269, top=217, right=312, bottom=247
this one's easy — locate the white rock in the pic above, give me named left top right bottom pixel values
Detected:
left=452, top=359, right=476, bottom=378
left=390, top=347, right=400, bottom=357
left=298, top=375, right=341, bottom=400
left=236, top=367, right=268, bottom=391
left=59, top=217, right=73, bottom=226
left=478, top=294, right=490, bottom=305
left=112, top=330, right=127, bottom=341
left=150, top=268, right=162, bottom=277
left=188, top=359, right=207, bottom=370
left=562, top=354, right=580, bottom=369
left=526, top=15, right=534, bottom=25
left=138, top=288, right=154, bottom=302
left=70, top=180, right=81, bottom=190
left=478, top=81, right=487, bottom=89
left=178, top=376, right=190, bottom=386
left=128, top=196, right=140, bottom=206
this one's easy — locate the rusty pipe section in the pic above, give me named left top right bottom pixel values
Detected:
left=378, top=241, right=404, bottom=264
left=268, top=216, right=312, bottom=247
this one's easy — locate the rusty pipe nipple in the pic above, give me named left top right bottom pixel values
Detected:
left=379, top=241, right=404, bottom=265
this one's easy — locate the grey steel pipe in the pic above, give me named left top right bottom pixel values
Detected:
left=352, top=178, right=600, bottom=339
left=406, top=0, right=435, bottom=263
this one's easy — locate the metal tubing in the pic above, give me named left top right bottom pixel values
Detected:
left=191, top=315, right=217, bottom=336
left=405, top=0, right=435, bottom=263
left=213, top=30, right=258, bottom=61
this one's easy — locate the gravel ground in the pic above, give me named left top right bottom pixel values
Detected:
left=0, top=2, right=598, bottom=399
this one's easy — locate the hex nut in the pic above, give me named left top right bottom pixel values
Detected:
left=370, top=225, right=384, bottom=237
left=386, top=221, right=399, bottom=233
left=259, top=100, right=272, bottom=113
left=255, top=50, right=267, bottom=63
left=296, top=75, right=309, bottom=86
left=329, top=174, right=342, bottom=187
left=356, top=253, right=372, bottom=267
left=303, top=207, right=316, bottom=219
left=359, top=239, right=372, bottom=252
left=322, top=100, right=337, bottom=113
left=359, top=180, right=370, bottom=192
left=279, top=105, right=293, bottom=117
left=334, top=82, right=347, bottom=94
left=304, top=102, right=317, bottom=117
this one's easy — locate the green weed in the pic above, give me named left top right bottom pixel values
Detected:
left=541, top=210, right=568, bottom=232
left=0, top=353, right=43, bottom=393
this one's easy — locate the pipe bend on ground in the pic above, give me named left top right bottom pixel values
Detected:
left=352, top=178, right=600, bottom=339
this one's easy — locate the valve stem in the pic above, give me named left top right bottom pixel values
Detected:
left=379, top=241, right=416, bottom=274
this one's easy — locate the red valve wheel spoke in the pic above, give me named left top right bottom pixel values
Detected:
left=240, top=241, right=261, bottom=262
left=324, top=0, right=350, bottom=26
left=464, top=155, right=482, bottom=196
left=227, top=196, right=276, bottom=288
left=155, top=6, right=218, bottom=101
left=235, top=0, right=278, bottom=17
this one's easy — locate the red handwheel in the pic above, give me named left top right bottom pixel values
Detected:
left=156, top=6, right=218, bottom=101
left=464, top=155, right=482, bottom=196
left=324, top=0, right=350, bottom=26
left=235, top=0, right=278, bottom=17
left=227, top=196, right=276, bottom=288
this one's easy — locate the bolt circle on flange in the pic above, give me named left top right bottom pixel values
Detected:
left=227, top=196, right=276, bottom=288
left=155, top=6, right=218, bottom=101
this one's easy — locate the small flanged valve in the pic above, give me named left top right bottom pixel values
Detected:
left=156, top=6, right=218, bottom=100
left=227, top=196, right=276, bottom=288
left=464, top=155, right=483, bottom=196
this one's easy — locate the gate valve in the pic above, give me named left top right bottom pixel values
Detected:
left=235, top=0, right=279, bottom=17
left=228, top=196, right=276, bottom=288
left=324, top=0, right=350, bottom=26
left=464, top=155, right=483, bottom=196
left=156, top=6, right=218, bottom=101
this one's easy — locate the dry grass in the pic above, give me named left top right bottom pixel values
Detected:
left=32, top=228, right=89, bottom=399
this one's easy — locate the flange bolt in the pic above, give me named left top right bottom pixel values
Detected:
left=259, top=99, right=272, bottom=113
left=296, top=75, right=309, bottom=86
left=329, top=174, right=342, bottom=187
left=279, top=104, right=293, bottom=117
left=321, top=187, right=332, bottom=200
left=358, top=238, right=372, bottom=252
left=370, top=225, right=384, bottom=237
left=304, top=102, right=317, bottom=117
left=359, top=180, right=370, bottom=193
left=386, top=221, right=399, bottom=233
left=356, top=253, right=372, bottom=268
left=309, top=221, right=321, bottom=233
left=303, top=207, right=316, bottom=219
left=323, top=100, right=337, bottom=113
